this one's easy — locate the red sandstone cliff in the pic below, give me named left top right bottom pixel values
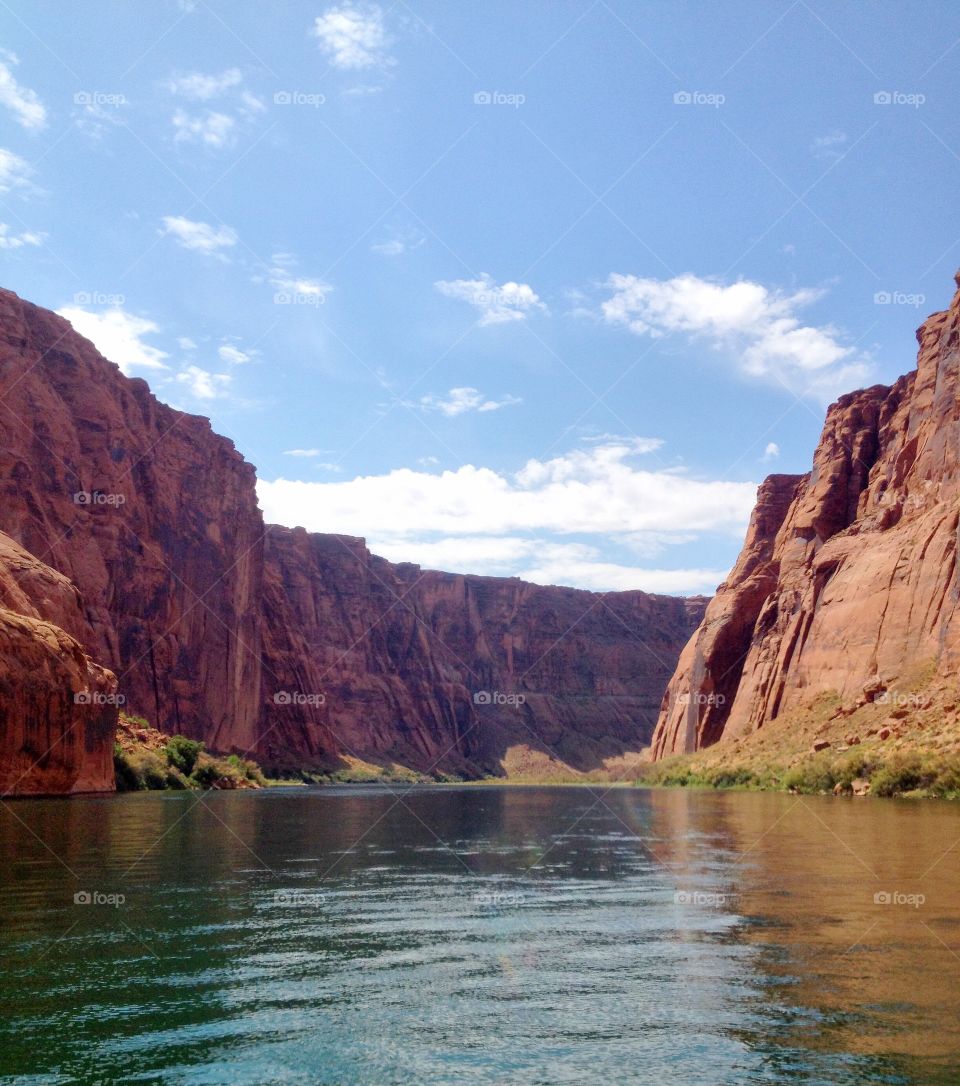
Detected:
left=0, top=532, right=117, bottom=794
left=652, top=273, right=960, bottom=759
left=0, top=287, right=705, bottom=789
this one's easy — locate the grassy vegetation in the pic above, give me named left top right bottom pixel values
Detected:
left=114, top=714, right=265, bottom=792
left=638, top=748, right=960, bottom=799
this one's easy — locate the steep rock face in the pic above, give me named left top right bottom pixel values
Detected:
left=0, top=289, right=264, bottom=752
left=652, top=276, right=960, bottom=758
left=0, top=532, right=117, bottom=795
left=0, top=287, right=706, bottom=782
left=259, top=527, right=706, bottom=774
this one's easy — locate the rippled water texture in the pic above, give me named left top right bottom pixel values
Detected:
left=1, top=785, right=959, bottom=1084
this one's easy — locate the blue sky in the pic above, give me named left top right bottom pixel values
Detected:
left=2, top=1, right=958, bottom=593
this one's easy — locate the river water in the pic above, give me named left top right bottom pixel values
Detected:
left=1, top=785, right=958, bottom=1084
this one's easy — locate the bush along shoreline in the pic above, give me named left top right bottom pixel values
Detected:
left=113, top=714, right=265, bottom=792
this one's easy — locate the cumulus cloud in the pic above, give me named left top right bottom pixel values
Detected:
left=435, top=274, right=546, bottom=325
left=417, top=387, right=522, bottom=417
left=172, top=109, right=236, bottom=148
left=218, top=343, right=251, bottom=364
left=0, top=53, right=46, bottom=130
left=56, top=306, right=168, bottom=373
left=0, top=147, right=31, bottom=194
left=174, top=365, right=232, bottom=399
left=601, top=273, right=871, bottom=399
left=168, top=68, right=243, bottom=100
left=257, top=438, right=756, bottom=593
left=268, top=262, right=333, bottom=302
left=313, top=5, right=393, bottom=69
left=0, top=222, right=42, bottom=249
left=762, top=442, right=780, bottom=461
left=162, top=215, right=238, bottom=254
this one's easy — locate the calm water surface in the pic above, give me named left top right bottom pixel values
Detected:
left=1, top=785, right=959, bottom=1084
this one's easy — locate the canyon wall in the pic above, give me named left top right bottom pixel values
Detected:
left=0, top=287, right=705, bottom=789
left=652, top=274, right=960, bottom=758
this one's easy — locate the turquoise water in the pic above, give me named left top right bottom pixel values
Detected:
left=1, top=785, right=958, bottom=1084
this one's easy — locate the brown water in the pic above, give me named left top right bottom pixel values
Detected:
left=0, top=785, right=958, bottom=1083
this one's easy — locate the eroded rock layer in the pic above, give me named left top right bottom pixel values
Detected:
left=652, top=275, right=960, bottom=759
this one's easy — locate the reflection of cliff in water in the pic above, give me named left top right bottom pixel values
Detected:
left=646, top=789, right=960, bottom=1080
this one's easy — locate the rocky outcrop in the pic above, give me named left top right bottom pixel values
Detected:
left=0, top=532, right=117, bottom=795
left=652, top=274, right=960, bottom=759
left=0, top=287, right=706, bottom=786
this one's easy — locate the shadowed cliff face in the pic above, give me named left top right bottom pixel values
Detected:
left=652, top=275, right=960, bottom=759
left=259, top=527, right=706, bottom=775
left=0, top=288, right=706, bottom=788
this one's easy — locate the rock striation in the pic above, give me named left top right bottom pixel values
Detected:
left=652, top=274, right=960, bottom=759
left=0, top=287, right=706, bottom=789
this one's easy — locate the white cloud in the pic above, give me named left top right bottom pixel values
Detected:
left=762, top=442, right=780, bottom=461
left=435, top=273, right=546, bottom=325
left=371, top=238, right=405, bottom=256
left=168, top=69, right=243, bottom=100
left=56, top=306, right=168, bottom=373
left=218, top=343, right=251, bottom=364
left=258, top=438, right=756, bottom=592
left=0, top=147, right=31, bottom=194
left=313, top=5, right=393, bottom=70
left=162, top=215, right=238, bottom=254
left=0, top=53, right=46, bottom=130
left=174, top=365, right=232, bottom=399
left=178, top=336, right=197, bottom=350
left=811, top=130, right=847, bottom=160
left=268, top=263, right=333, bottom=302
left=283, top=448, right=323, bottom=457
left=0, top=222, right=42, bottom=249
left=418, top=387, right=521, bottom=417
left=601, top=273, right=871, bottom=399
left=172, top=109, right=235, bottom=148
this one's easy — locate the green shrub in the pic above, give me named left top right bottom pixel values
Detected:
left=190, top=758, right=222, bottom=788
left=165, top=736, right=204, bottom=776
